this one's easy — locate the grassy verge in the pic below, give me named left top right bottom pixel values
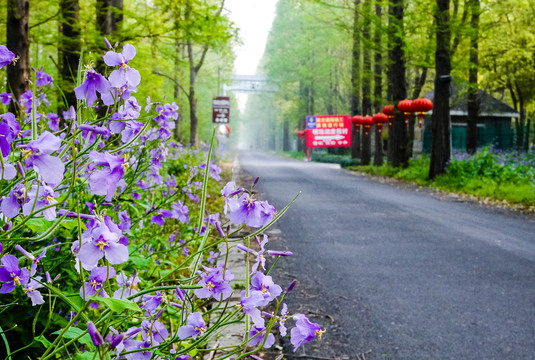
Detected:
left=346, top=150, right=535, bottom=209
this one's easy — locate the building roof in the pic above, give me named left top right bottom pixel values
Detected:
left=423, top=85, right=520, bottom=118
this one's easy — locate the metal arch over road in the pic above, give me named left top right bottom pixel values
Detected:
left=222, top=74, right=278, bottom=94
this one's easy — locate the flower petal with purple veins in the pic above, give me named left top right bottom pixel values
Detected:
left=0, top=45, right=16, bottom=68
left=32, top=154, right=65, bottom=184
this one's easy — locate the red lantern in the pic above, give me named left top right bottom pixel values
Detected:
left=397, top=99, right=414, bottom=127
left=412, top=98, right=433, bottom=128
left=352, top=115, right=363, bottom=132
left=382, top=105, right=394, bottom=129
left=361, top=116, right=374, bottom=137
left=372, top=113, right=388, bottom=134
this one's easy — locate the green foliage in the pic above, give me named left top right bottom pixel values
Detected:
left=353, top=148, right=535, bottom=207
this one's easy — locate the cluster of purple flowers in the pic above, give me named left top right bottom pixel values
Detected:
left=0, top=41, right=324, bottom=360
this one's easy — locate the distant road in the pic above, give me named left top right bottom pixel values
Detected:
left=238, top=151, right=535, bottom=360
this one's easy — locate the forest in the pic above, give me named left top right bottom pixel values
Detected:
left=241, top=0, right=535, bottom=177
left=1, top=0, right=236, bottom=147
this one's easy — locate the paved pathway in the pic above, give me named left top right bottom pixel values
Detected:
left=238, top=151, right=535, bottom=360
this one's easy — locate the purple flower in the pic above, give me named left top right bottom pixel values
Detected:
left=141, top=294, right=162, bottom=316
left=250, top=272, right=282, bottom=306
left=207, top=251, right=219, bottom=264
left=103, top=44, right=141, bottom=88
left=239, top=290, right=265, bottom=327
left=80, top=266, right=116, bottom=300
left=171, top=201, right=189, bottom=223
left=87, top=321, right=104, bottom=347
left=247, top=326, right=275, bottom=349
left=1, top=184, right=25, bottom=218
left=15, top=245, right=46, bottom=276
left=279, top=303, right=288, bottom=336
left=0, top=254, right=30, bottom=293
left=24, top=277, right=45, bottom=306
left=141, top=320, right=168, bottom=345
left=88, top=151, right=127, bottom=201
left=47, top=113, right=59, bottom=132
left=0, top=113, right=19, bottom=157
left=22, top=183, right=58, bottom=221
left=227, top=193, right=276, bottom=228
left=74, top=66, right=111, bottom=106
left=118, top=210, right=131, bottom=233
left=290, top=314, right=325, bottom=352
left=0, top=92, right=12, bottom=105
left=113, top=272, right=139, bottom=299
left=23, top=131, right=65, bottom=184
left=77, top=217, right=129, bottom=270
left=0, top=45, right=16, bottom=68
left=35, top=67, right=53, bottom=88
left=177, top=312, right=206, bottom=340
left=194, top=265, right=234, bottom=300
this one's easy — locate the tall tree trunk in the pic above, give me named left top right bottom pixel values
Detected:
left=517, top=90, right=525, bottom=151
left=350, top=0, right=361, bottom=159
left=389, top=0, right=407, bottom=168
left=283, top=118, right=289, bottom=151
left=466, top=0, right=479, bottom=154
left=59, top=0, right=81, bottom=110
left=361, top=0, right=372, bottom=165
left=6, top=0, right=29, bottom=115
left=429, top=0, right=452, bottom=179
left=373, top=0, right=384, bottom=166
left=188, top=40, right=199, bottom=147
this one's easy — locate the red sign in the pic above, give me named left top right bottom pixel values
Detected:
left=212, top=96, right=230, bottom=123
left=305, top=115, right=352, bottom=148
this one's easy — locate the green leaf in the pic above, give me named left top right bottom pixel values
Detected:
left=34, top=335, right=52, bottom=348
left=75, top=351, right=95, bottom=360
left=61, top=219, right=84, bottom=231
left=89, top=296, right=141, bottom=313
left=51, top=327, right=92, bottom=346
left=130, top=252, right=151, bottom=267
left=26, top=218, right=53, bottom=232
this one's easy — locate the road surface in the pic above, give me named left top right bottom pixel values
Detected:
left=237, top=151, right=535, bottom=360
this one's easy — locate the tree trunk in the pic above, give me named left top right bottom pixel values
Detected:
left=466, top=0, right=479, bottom=155
left=350, top=0, right=361, bottom=159
left=373, top=2, right=383, bottom=166
left=188, top=41, right=198, bottom=147
left=361, top=0, right=372, bottom=165
left=517, top=92, right=525, bottom=151
left=283, top=119, right=289, bottom=151
left=429, top=0, right=452, bottom=179
left=59, top=0, right=81, bottom=110
left=389, top=0, right=407, bottom=168
left=6, top=0, right=30, bottom=115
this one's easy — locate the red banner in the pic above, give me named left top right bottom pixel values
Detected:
left=305, top=115, right=352, bottom=148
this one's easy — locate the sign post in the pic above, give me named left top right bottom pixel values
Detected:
left=303, top=115, right=352, bottom=161
left=212, top=96, right=230, bottom=124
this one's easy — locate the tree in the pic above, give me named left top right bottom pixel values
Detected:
left=59, top=0, right=81, bottom=109
left=429, top=0, right=451, bottom=179
left=6, top=0, right=30, bottom=114
left=361, top=0, right=372, bottom=165
left=466, top=0, right=479, bottom=154
left=373, top=0, right=384, bottom=166
left=387, top=0, right=408, bottom=168
left=351, top=0, right=362, bottom=159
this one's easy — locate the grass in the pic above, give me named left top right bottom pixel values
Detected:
left=347, top=149, right=535, bottom=209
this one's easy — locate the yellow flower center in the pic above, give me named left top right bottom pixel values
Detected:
left=121, top=162, right=129, bottom=170
left=13, top=276, right=21, bottom=286
left=90, top=280, right=99, bottom=290
left=206, top=281, right=215, bottom=291
left=21, top=149, right=33, bottom=159
left=96, top=240, right=107, bottom=251
left=315, top=329, right=325, bottom=340
left=194, top=326, right=206, bottom=335
left=46, top=195, right=55, bottom=204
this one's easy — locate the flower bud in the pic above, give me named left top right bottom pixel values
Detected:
left=286, top=279, right=298, bottom=293
left=87, top=321, right=104, bottom=347
left=215, top=221, right=225, bottom=237
left=267, top=250, right=293, bottom=257
left=109, top=333, right=124, bottom=349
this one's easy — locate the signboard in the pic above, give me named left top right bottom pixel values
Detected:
left=212, top=96, right=230, bottom=123
left=305, top=115, right=352, bottom=148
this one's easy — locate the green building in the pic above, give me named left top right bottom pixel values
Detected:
left=422, top=86, right=519, bottom=153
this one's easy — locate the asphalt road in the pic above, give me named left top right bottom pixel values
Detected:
left=237, top=151, right=535, bottom=360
